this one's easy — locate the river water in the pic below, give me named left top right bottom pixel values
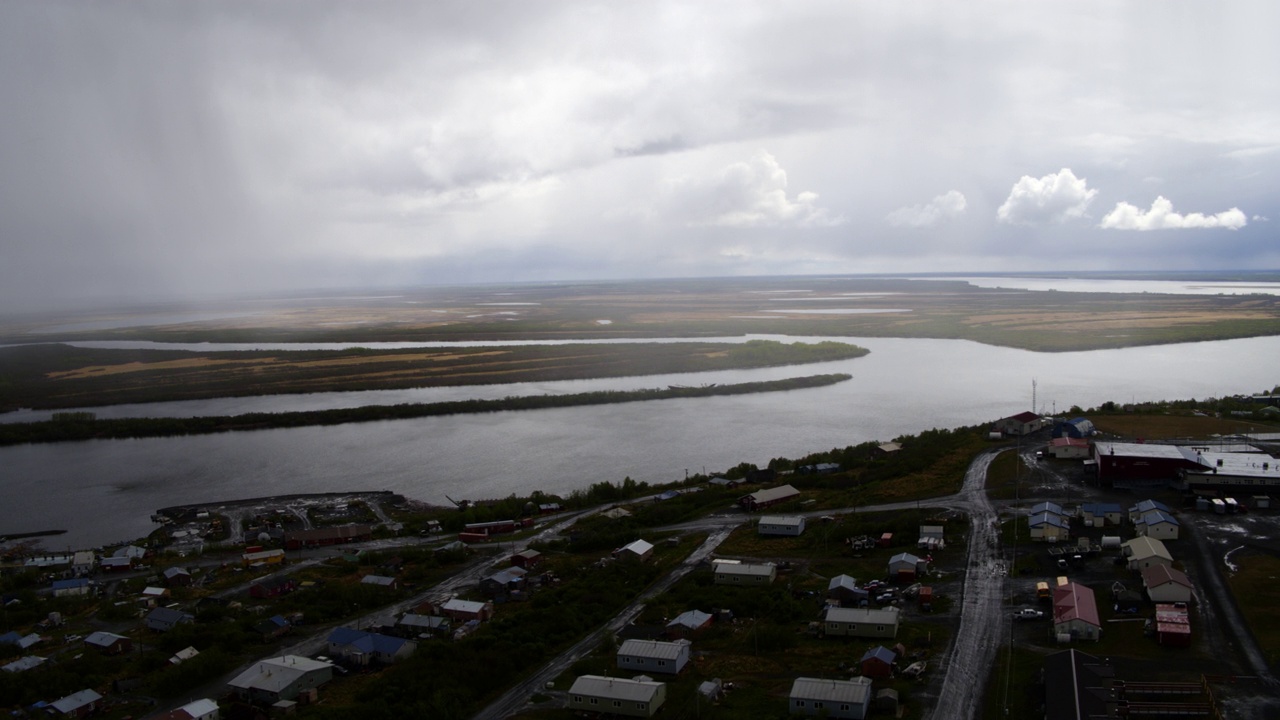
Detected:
left=4, top=334, right=1278, bottom=550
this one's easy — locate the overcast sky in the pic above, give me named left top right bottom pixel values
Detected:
left=2, top=2, right=1278, bottom=310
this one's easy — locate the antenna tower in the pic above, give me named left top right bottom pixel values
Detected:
left=1032, top=379, right=1037, bottom=414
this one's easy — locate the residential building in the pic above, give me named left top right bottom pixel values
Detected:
left=789, top=677, right=872, bottom=720
left=398, top=613, right=450, bottom=638
left=51, top=578, right=93, bottom=598
left=241, top=549, right=285, bottom=567
left=827, top=575, right=868, bottom=606
left=155, top=698, right=219, bottom=720
left=145, top=607, right=194, bottom=632
left=616, top=638, right=690, bottom=675
left=254, top=615, right=291, bottom=640
left=84, top=631, right=132, bottom=655
left=568, top=675, right=667, bottom=718
left=822, top=606, right=900, bottom=639
left=757, top=515, right=806, bottom=536
left=1142, top=565, right=1194, bottom=604
left=1127, top=499, right=1171, bottom=523
left=510, top=549, right=542, bottom=569
left=326, top=628, right=417, bottom=666
left=1029, top=512, right=1070, bottom=542
left=1134, top=510, right=1180, bottom=540
left=227, top=655, right=334, bottom=704
left=1077, top=503, right=1122, bottom=527
left=1122, top=536, right=1174, bottom=571
left=50, top=689, right=102, bottom=718
left=439, top=598, right=493, bottom=622
left=360, top=574, right=398, bottom=589
left=479, top=568, right=527, bottom=597
left=995, top=411, right=1045, bottom=436
left=2, top=656, right=46, bottom=673
left=713, top=561, right=776, bottom=585
left=665, top=609, right=713, bottom=638
left=1052, top=582, right=1101, bottom=641
left=249, top=576, right=298, bottom=599
left=737, top=484, right=801, bottom=512
left=163, top=567, right=192, bottom=587
left=283, top=524, right=374, bottom=551
left=1048, top=437, right=1091, bottom=459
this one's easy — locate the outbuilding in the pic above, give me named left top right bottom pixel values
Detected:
left=617, top=539, right=655, bottom=562
left=827, top=575, right=868, bottom=607
left=859, top=646, right=896, bottom=679
left=887, top=552, right=926, bottom=581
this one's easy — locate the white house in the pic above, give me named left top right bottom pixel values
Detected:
left=887, top=552, right=926, bottom=580
left=822, top=606, right=900, bottom=639
left=1122, top=536, right=1173, bottom=571
left=789, top=677, right=873, bottom=720
left=617, top=539, right=655, bottom=562
left=616, top=639, right=690, bottom=675
left=568, top=675, right=667, bottom=718
left=713, top=561, right=776, bottom=585
left=758, top=515, right=806, bottom=537
left=1134, top=510, right=1180, bottom=540
left=227, top=656, right=334, bottom=704
left=165, top=698, right=220, bottom=720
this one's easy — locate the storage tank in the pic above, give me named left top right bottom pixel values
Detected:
left=1195, top=497, right=1210, bottom=512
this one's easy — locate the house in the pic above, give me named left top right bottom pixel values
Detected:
left=51, top=578, right=93, bottom=598
left=758, top=515, right=806, bottom=536
left=155, top=698, right=220, bottom=720
left=140, top=586, right=170, bottom=606
left=665, top=609, right=713, bottom=638
left=113, top=544, right=147, bottom=561
left=859, top=646, right=896, bottom=679
left=822, top=606, right=900, bottom=639
left=254, top=615, right=291, bottom=640
left=1029, top=512, right=1070, bottom=542
left=1122, top=536, right=1173, bottom=571
left=164, top=567, right=192, bottom=587
left=50, top=688, right=103, bottom=718
left=1030, top=501, right=1065, bottom=517
left=827, top=575, right=868, bottom=606
left=71, top=551, right=96, bottom=577
left=326, top=627, right=417, bottom=666
left=1134, top=510, right=1180, bottom=540
left=145, top=607, right=194, bottom=632
left=84, top=631, right=132, bottom=655
left=249, top=576, right=298, bottom=599
left=283, top=524, right=374, bottom=551
left=737, top=484, right=801, bottom=512
left=995, top=411, right=1045, bottom=436
left=1077, top=503, right=1122, bottom=527
left=616, top=539, right=655, bottom=562
left=479, top=568, right=527, bottom=597
left=360, top=574, right=399, bottom=589
left=919, top=525, right=945, bottom=541
left=1048, top=437, right=1091, bottom=459
left=227, top=655, right=334, bottom=704
left=439, top=598, right=493, bottom=622
left=887, top=552, right=926, bottom=581
left=1052, top=582, right=1101, bottom=641
left=1127, top=499, right=1171, bottom=523
left=100, top=556, right=133, bottom=572
left=789, top=677, right=873, bottom=720
left=1044, top=650, right=1114, bottom=720
left=510, top=549, right=542, bottom=569
left=1142, top=565, right=1194, bottom=604
left=568, top=675, right=667, bottom=718
left=242, top=549, right=285, bottom=567
left=713, top=561, right=776, bottom=586
left=874, top=442, right=903, bottom=457
left=616, top=638, right=691, bottom=675
left=169, top=646, right=200, bottom=665
left=397, top=613, right=450, bottom=638
left=2, top=656, right=46, bottom=673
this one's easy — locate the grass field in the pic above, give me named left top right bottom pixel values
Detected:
left=1227, top=552, right=1280, bottom=669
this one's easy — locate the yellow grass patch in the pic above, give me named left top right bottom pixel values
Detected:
left=47, top=357, right=269, bottom=379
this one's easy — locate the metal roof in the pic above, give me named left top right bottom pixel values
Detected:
left=860, top=646, right=896, bottom=664
left=742, top=484, right=800, bottom=504
left=1142, top=564, right=1192, bottom=589
left=1052, top=582, right=1100, bottom=628
left=824, top=606, right=899, bottom=625
left=715, top=562, right=775, bottom=577
left=1029, top=512, right=1068, bottom=529
left=1135, top=510, right=1179, bottom=526
left=1122, top=536, right=1172, bottom=562
left=620, top=539, right=654, bottom=556
left=758, top=515, right=804, bottom=526
left=790, top=677, right=872, bottom=705
left=569, top=675, right=664, bottom=702
left=617, top=639, right=688, bottom=661
left=50, top=689, right=102, bottom=713
left=667, top=610, right=712, bottom=629
left=1093, top=442, right=1188, bottom=460
left=228, top=656, right=332, bottom=693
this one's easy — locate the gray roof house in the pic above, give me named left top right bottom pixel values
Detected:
left=823, top=606, right=900, bottom=639
left=758, top=515, right=806, bottom=537
left=146, top=607, right=194, bottom=632
left=50, top=689, right=103, bottom=717
left=228, top=655, right=334, bottom=704
left=713, top=561, right=776, bottom=585
left=616, top=638, right=691, bottom=675
left=568, top=675, right=667, bottom=718
left=789, top=677, right=873, bottom=719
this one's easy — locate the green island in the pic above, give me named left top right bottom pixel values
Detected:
left=0, top=373, right=852, bottom=445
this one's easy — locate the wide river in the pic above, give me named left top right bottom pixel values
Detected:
left=4, top=334, right=1278, bottom=550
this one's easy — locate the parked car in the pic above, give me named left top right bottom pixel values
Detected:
left=1013, top=608, right=1044, bottom=620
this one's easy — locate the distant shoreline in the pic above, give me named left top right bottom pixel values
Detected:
left=0, top=373, right=853, bottom=446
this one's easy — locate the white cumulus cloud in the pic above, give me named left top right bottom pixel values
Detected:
left=886, top=190, right=967, bottom=228
left=996, top=168, right=1097, bottom=225
left=668, top=151, right=843, bottom=228
left=1099, top=196, right=1248, bottom=231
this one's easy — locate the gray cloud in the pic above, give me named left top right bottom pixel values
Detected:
left=887, top=191, right=967, bottom=228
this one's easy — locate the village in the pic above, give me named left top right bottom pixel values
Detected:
left=0, top=402, right=1278, bottom=720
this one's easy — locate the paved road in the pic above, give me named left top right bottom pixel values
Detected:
left=927, top=448, right=1006, bottom=720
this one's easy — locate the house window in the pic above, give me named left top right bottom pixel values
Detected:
left=814, top=701, right=824, bottom=709
left=877, top=625, right=885, bottom=632
left=589, top=698, right=598, bottom=705
left=658, top=660, right=667, bottom=667
left=841, top=704, right=850, bottom=711
left=795, top=700, right=805, bottom=708
left=613, top=700, right=622, bottom=708
left=572, top=696, right=582, bottom=703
